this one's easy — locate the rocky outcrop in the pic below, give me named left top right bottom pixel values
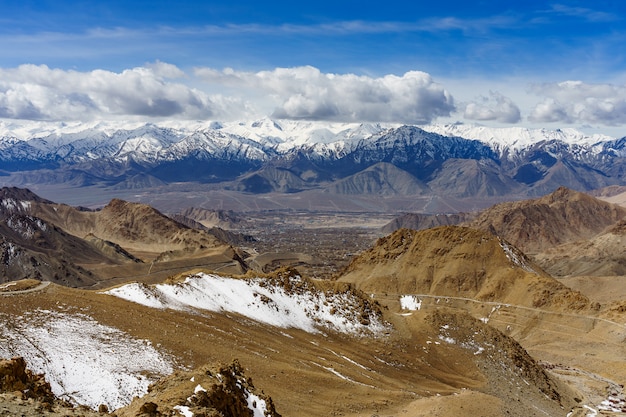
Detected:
left=118, top=360, right=281, bottom=417
left=0, top=357, right=54, bottom=402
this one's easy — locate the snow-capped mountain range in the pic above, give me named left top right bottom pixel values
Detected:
left=1, top=118, right=625, bottom=198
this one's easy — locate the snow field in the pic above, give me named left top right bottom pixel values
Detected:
left=0, top=309, right=174, bottom=410
left=104, top=273, right=389, bottom=335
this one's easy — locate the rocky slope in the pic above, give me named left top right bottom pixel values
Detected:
left=0, top=357, right=104, bottom=417
left=0, top=188, right=131, bottom=286
left=380, top=211, right=474, bottom=234
left=381, top=187, right=626, bottom=277
left=340, top=226, right=589, bottom=310
left=534, top=219, right=626, bottom=277
left=0, top=272, right=582, bottom=417
left=177, top=207, right=247, bottom=229
left=116, top=361, right=281, bottom=417
left=0, top=187, right=247, bottom=286
left=466, top=186, right=626, bottom=254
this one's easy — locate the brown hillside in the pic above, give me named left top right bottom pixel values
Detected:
left=26, top=196, right=233, bottom=256
left=381, top=211, right=474, bottom=234
left=466, top=186, right=626, bottom=254
left=178, top=207, right=246, bottom=229
left=0, top=278, right=578, bottom=417
left=534, top=219, right=626, bottom=277
left=1, top=188, right=247, bottom=286
left=94, top=199, right=224, bottom=253
left=339, top=226, right=588, bottom=310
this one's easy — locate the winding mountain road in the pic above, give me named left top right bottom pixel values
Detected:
left=0, top=281, right=50, bottom=295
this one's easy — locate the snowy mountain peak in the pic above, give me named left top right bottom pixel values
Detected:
left=422, top=123, right=615, bottom=154
left=0, top=119, right=624, bottom=198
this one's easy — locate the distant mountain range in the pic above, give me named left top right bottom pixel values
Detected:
left=1, top=119, right=625, bottom=199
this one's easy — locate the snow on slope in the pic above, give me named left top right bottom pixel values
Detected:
left=214, top=117, right=392, bottom=150
left=2, top=118, right=620, bottom=167
left=422, top=123, right=613, bottom=154
left=104, top=273, right=389, bottom=336
left=0, top=309, right=174, bottom=410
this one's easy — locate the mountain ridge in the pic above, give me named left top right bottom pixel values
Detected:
left=2, top=120, right=625, bottom=201
left=0, top=187, right=247, bottom=286
left=339, top=226, right=589, bottom=310
left=382, top=187, right=626, bottom=278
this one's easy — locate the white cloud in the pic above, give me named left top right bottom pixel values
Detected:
left=0, top=64, right=455, bottom=124
left=529, top=81, right=626, bottom=125
left=546, top=4, right=618, bottom=22
left=196, top=66, right=455, bottom=124
left=463, top=91, right=521, bottom=123
left=0, top=64, right=219, bottom=121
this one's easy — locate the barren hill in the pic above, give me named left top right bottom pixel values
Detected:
left=0, top=273, right=581, bottom=417
left=94, top=199, right=225, bottom=253
left=0, top=187, right=52, bottom=204
left=382, top=187, right=626, bottom=278
left=0, top=188, right=136, bottom=286
left=534, top=219, right=626, bottom=277
left=18, top=193, right=234, bottom=256
left=0, top=187, right=247, bottom=286
left=381, top=211, right=474, bottom=234
left=466, top=186, right=626, bottom=254
left=339, top=226, right=589, bottom=310
left=325, top=162, right=430, bottom=196
left=178, top=206, right=246, bottom=229
left=427, top=158, right=523, bottom=198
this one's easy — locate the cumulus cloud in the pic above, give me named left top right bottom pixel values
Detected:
left=0, top=63, right=457, bottom=124
left=195, top=66, right=455, bottom=124
left=463, top=91, right=521, bottom=123
left=0, top=63, right=218, bottom=121
left=529, top=81, right=626, bottom=125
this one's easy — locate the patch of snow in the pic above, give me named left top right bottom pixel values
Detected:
left=1, top=198, right=30, bottom=212
left=104, top=273, right=390, bottom=336
left=499, top=239, right=537, bottom=274
left=597, top=387, right=626, bottom=413
left=0, top=309, right=174, bottom=410
left=400, top=295, right=421, bottom=311
left=174, top=405, right=194, bottom=417
left=340, top=355, right=370, bottom=371
left=244, top=388, right=268, bottom=417
left=438, top=335, right=456, bottom=344
left=583, top=405, right=598, bottom=417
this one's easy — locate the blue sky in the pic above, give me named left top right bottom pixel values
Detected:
left=1, top=1, right=626, bottom=135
